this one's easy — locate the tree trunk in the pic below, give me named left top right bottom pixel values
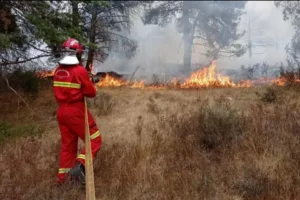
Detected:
left=183, top=37, right=193, bottom=73
left=71, top=1, right=79, bottom=28
left=182, top=1, right=191, bottom=73
left=85, top=5, right=97, bottom=72
left=182, top=4, right=200, bottom=73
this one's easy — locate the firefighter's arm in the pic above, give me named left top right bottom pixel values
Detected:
left=78, top=68, right=97, bottom=98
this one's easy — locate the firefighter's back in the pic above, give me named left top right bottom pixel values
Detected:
left=53, top=64, right=85, bottom=105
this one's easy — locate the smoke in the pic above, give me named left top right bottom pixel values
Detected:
left=95, top=1, right=295, bottom=80
left=95, top=18, right=185, bottom=81
left=217, top=1, right=294, bottom=70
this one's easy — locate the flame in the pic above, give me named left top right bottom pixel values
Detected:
left=96, top=73, right=129, bottom=87
left=271, top=77, right=300, bottom=86
left=235, top=80, right=252, bottom=88
left=36, top=68, right=56, bottom=78
left=130, top=80, right=145, bottom=89
left=34, top=61, right=254, bottom=89
left=273, top=78, right=286, bottom=86
left=180, top=61, right=251, bottom=88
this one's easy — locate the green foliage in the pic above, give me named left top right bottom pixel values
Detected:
left=275, top=2, right=300, bottom=66
left=0, top=33, right=10, bottom=50
left=9, top=69, right=40, bottom=99
left=20, top=71, right=39, bottom=99
left=0, top=1, right=88, bottom=64
left=0, top=122, right=43, bottom=142
left=91, top=1, right=110, bottom=7
left=0, top=0, right=141, bottom=67
left=25, top=1, right=86, bottom=49
left=0, top=5, right=27, bottom=50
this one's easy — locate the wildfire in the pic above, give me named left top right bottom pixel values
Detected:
left=38, top=60, right=298, bottom=89
left=270, top=76, right=300, bottom=86
left=180, top=61, right=251, bottom=88
left=272, top=78, right=286, bottom=86
left=130, top=80, right=145, bottom=89
left=96, top=74, right=129, bottom=87
left=36, top=68, right=56, bottom=78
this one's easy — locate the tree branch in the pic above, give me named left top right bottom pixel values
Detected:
left=193, top=42, right=209, bottom=47
left=27, top=42, right=52, bottom=54
left=0, top=54, right=52, bottom=66
left=177, top=35, right=183, bottom=53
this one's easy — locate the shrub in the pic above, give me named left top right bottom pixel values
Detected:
left=261, top=87, right=277, bottom=103
left=166, top=101, right=246, bottom=151
left=2, top=68, right=40, bottom=99
left=147, top=96, right=160, bottom=115
left=256, top=86, right=284, bottom=103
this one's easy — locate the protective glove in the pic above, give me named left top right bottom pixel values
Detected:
left=91, top=75, right=100, bottom=84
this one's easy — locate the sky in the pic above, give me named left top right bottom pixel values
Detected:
left=97, top=1, right=294, bottom=79
left=217, top=1, right=294, bottom=70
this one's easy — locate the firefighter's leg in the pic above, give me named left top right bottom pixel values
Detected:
left=57, top=123, right=78, bottom=183
left=77, top=122, right=102, bottom=165
left=69, top=110, right=102, bottom=166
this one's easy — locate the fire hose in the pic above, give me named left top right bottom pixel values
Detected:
left=85, top=67, right=99, bottom=200
left=84, top=97, right=96, bottom=200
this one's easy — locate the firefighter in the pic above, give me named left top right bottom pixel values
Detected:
left=53, top=38, right=101, bottom=185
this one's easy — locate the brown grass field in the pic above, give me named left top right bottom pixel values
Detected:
left=1, top=84, right=300, bottom=200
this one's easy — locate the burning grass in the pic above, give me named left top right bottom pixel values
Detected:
left=1, top=86, right=300, bottom=199
left=36, top=60, right=300, bottom=90
left=36, top=61, right=252, bottom=90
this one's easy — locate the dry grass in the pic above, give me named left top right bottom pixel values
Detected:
left=89, top=91, right=116, bottom=116
left=1, top=85, right=300, bottom=200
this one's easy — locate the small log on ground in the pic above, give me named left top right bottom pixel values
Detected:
left=96, top=71, right=124, bottom=79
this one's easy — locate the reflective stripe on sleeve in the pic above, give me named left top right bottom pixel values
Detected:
left=90, top=130, right=101, bottom=140
left=53, top=81, right=81, bottom=89
left=58, top=168, right=71, bottom=174
left=77, top=154, right=85, bottom=160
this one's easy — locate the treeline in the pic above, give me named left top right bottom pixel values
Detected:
left=1, top=1, right=300, bottom=85
left=0, top=1, right=147, bottom=70
left=0, top=1, right=254, bottom=72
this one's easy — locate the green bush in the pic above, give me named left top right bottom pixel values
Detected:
left=5, top=68, right=40, bottom=98
left=18, top=70, right=39, bottom=98
left=0, top=122, right=43, bottom=142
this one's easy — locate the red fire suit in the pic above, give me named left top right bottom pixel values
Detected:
left=53, top=64, right=102, bottom=183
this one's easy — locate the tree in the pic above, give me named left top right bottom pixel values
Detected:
left=77, top=1, right=145, bottom=71
left=275, top=1, right=300, bottom=68
left=0, top=0, right=144, bottom=71
left=142, top=1, right=247, bottom=73
left=0, top=1, right=86, bottom=68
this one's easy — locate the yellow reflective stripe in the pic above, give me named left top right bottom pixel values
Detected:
left=53, top=82, right=80, bottom=88
left=90, top=130, right=101, bottom=140
left=77, top=154, right=85, bottom=160
left=53, top=81, right=81, bottom=89
left=58, top=168, right=71, bottom=174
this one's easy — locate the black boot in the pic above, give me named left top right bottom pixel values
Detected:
left=69, top=163, right=85, bottom=186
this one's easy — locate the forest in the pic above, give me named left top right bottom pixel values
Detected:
left=2, top=1, right=300, bottom=200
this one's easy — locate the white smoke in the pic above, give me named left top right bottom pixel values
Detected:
left=95, top=1, right=295, bottom=80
